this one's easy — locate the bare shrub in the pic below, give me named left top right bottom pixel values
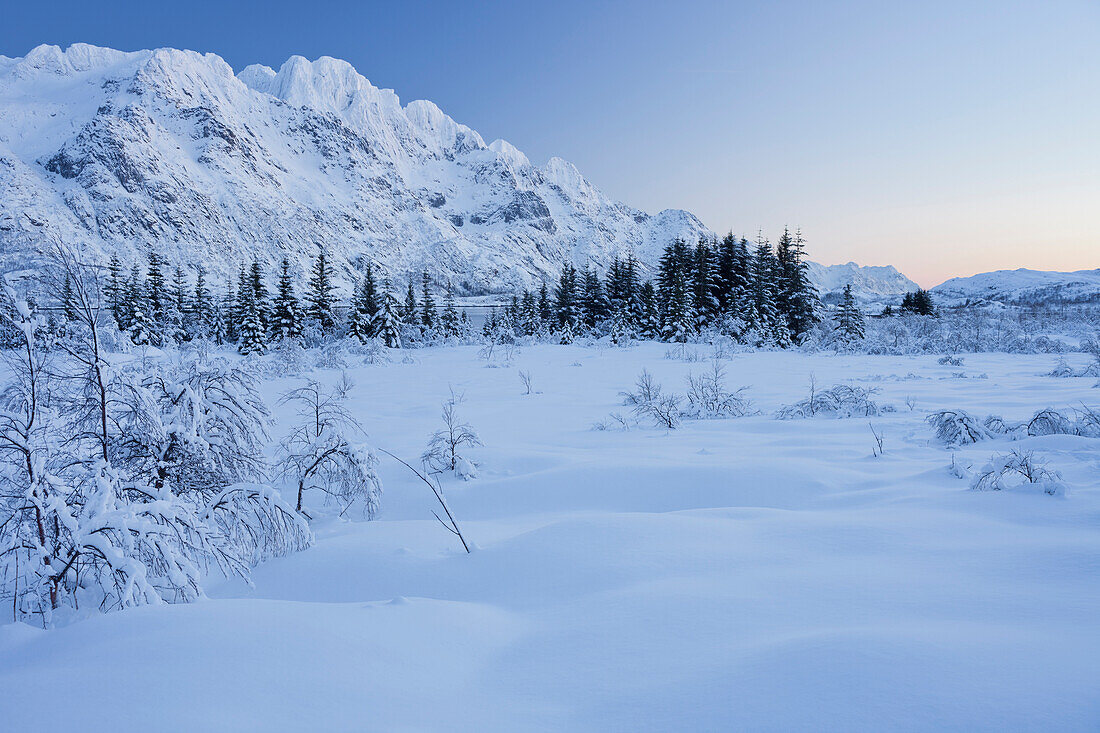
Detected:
left=683, top=361, right=755, bottom=418
left=1076, top=405, right=1100, bottom=437
left=519, top=370, right=533, bottom=395
left=971, top=450, right=1066, bottom=495
left=592, top=412, right=632, bottom=431
left=621, top=369, right=662, bottom=407
left=621, top=369, right=681, bottom=429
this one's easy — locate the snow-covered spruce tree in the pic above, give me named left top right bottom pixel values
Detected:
left=554, top=263, right=580, bottom=333
left=750, top=234, right=789, bottom=346
left=691, top=239, right=719, bottom=332
left=658, top=240, right=694, bottom=342
left=420, top=271, right=437, bottom=333
left=236, top=273, right=267, bottom=355
left=164, top=264, right=189, bottom=344
left=422, top=400, right=482, bottom=479
left=127, top=265, right=156, bottom=347
left=440, top=283, right=461, bottom=338
left=248, top=260, right=270, bottom=335
left=144, top=251, right=168, bottom=345
left=370, top=283, right=403, bottom=348
left=191, top=264, right=214, bottom=341
left=271, top=257, right=302, bottom=341
left=306, top=247, right=337, bottom=337
left=776, top=227, right=820, bottom=343
left=278, top=376, right=382, bottom=517
left=219, top=277, right=238, bottom=345
left=402, top=280, right=418, bottom=325
left=538, top=282, right=554, bottom=331
left=638, top=281, right=661, bottom=339
left=833, top=284, right=866, bottom=346
left=579, top=264, right=608, bottom=333
left=347, top=263, right=380, bottom=343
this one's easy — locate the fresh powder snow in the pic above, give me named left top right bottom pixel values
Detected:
left=2, top=343, right=1098, bottom=731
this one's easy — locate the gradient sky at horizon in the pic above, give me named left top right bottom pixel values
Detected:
left=2, top=0, right=1096, bottom=286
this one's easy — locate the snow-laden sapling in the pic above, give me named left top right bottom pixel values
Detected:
left=927, top=410, right=991, bottom=446
left=970, top=450, right=1066, bottom=496
left=1047, top=357, right=1075, bottom=378
left=621, top=369, right=681, bottom=429
left=519, top=369, right=534, bottom=395
left=683, top=360, right=755, bottom=419
left=278, top=375, right=382, bottom=518
left=422, top=400, right=482, bottom=479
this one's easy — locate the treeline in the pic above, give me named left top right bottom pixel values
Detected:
left=97, top=248, right=474, bottom=353
left=73, top=227, right=821, bottom=353
left=488, top=228, right=820, bottom=345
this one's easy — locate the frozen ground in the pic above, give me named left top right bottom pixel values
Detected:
left=2, top=345, right=1099, bottom=731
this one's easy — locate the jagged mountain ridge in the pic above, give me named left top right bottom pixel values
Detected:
left=0, top=43, right=709, bottom=293
left=803, top=261, right=918, bottom=303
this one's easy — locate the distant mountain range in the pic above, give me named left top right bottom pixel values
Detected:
left=0, top=44, right=707, bottom=294
left=0, top=45, right=1092, bottom=307
left=803, top=263, right=1100, bottom=308
left=930, top=268, right=1100, bottom=306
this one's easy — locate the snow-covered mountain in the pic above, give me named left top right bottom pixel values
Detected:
left=0, top=44, right=709, bottom=293
left=804, top=261, right=918, bottom=303
left=931, top=268, right=1100, bottom=306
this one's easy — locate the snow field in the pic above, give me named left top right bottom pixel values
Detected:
left=2, top=345, right=1099, bottom=731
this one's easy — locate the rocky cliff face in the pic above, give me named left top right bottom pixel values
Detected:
left=0, top=44, right=709, bottom=292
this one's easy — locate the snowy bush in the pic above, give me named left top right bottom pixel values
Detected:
left=0, top=257, right=311, bottom=625
left=278, top=376, right=383, bottom=518
left=981, top=414, right=1022, bottom=437
left=1026, top=408, right=1076, bottom=437
left=265, top=337, right=312, bottom=376
left=359, top=337, right=392, bottom=365
left=776, top=382, right=881, bottom=419
left=683, top=361, right=755, bottom=419
left=1047, top=357, right=1075, bottom=378
left=927, top=410, right=991, bottom=446
left=938, top=355, right=965, bottom=366
left=970, top=450, right=1066, bottom=496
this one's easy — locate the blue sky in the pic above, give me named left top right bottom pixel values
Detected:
left=2, top=0, right=1096, bottom=285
